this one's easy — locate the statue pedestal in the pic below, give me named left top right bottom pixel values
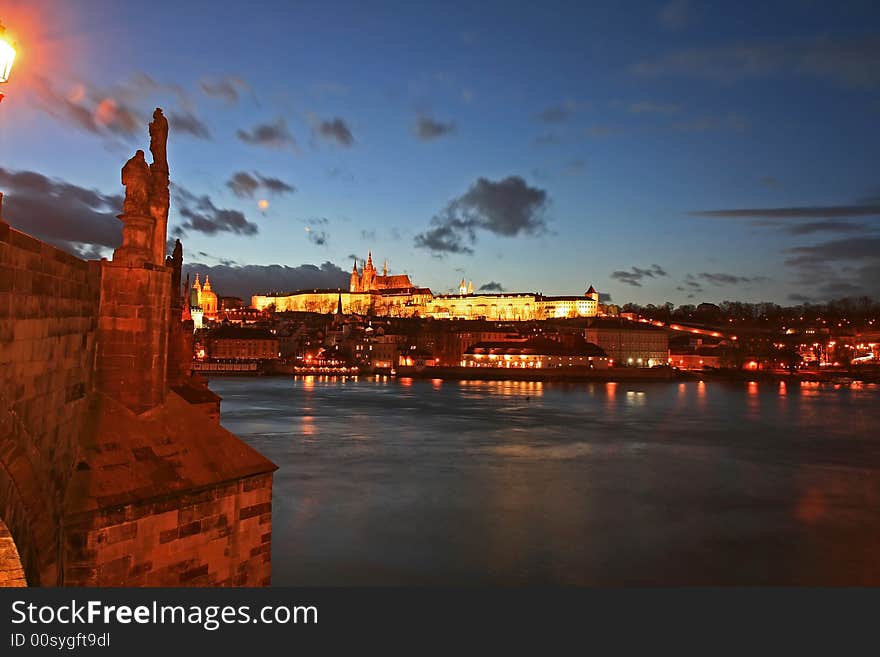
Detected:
left=113, top=213, right=156, bottom=267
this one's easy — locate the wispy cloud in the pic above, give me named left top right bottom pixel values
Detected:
left=237, top=118, right=297, bottom=150
left=315, top=117, right=355, bottom=147
left=610, top=264, right=668, bottom=287
left=414, top=114, right=457, bottom=141
left=632, top=36, right=880, bottom=87
left=226, top=172, right=295, bottom=198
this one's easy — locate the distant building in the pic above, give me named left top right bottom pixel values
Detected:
left=206, top=325, right=279, bottom=361
left=462, top=336, right=609, bottom=369
left=583, top=318, right=669, bottom=367
left=425, top=285, right=600, bottom=321
left=251, top=253, right=603, bottom=321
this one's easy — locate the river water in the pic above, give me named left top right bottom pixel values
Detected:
left=209, top=376, right=880, bottom=586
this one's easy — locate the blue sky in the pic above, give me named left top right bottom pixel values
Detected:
left=1, top=0, right=879, bottom=303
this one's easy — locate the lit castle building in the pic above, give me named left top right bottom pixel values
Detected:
left=250, top=250, right=602, bottom=320
left=350, top=251, right=413, bottom=292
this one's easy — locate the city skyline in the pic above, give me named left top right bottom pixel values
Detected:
left=1, top=0, right=880, bottom=306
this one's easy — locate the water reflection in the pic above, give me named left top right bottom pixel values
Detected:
left=211, top=377, right=880, bottom=586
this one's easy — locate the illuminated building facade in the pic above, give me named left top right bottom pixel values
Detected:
left=205, top=325, right=279, bottom=360
left=583, top=318, right=669, bottom=367
left=462, top=337, right=609, bottom=369
left=251, top=255, right=603, bottom=321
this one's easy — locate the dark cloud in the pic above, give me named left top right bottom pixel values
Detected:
left=598, top=292, right=613, bottom=302
left=761, top=176, right=781, bottom=188
left=173, top=186, right=258, bottom=236
left=414, top=114, right=457, bottom=141
left=181, top=262, right=349, bottom=299
left=610, top=264, right=668, bottom=287
left=169, top=111, right=211, bottom=139
left=632, top=36, right=880, bottom=87
left=479, top=281, right=505, bottom=292
left=692, top=204, right=880, bottom=219
left=532, top=133, right=564, bottom=147
left=200, top=77, right=250, bottom=104
left=564, top=159, right=586, bottom=174
left=784, top=236, right=880, bottom=267
left=781, top=220, right=871, bottom=235
left=360, top=229, right=376, bottom=241
left=671, top=112, right=748, bottom=132
left=414, top=176, right=549, bottom=255
left=784, top=236, right=880, bottom=299
left=237, top=118, right=297, bottom=149
left=226, top=172, right=295, bottom=198
left=0, top=167, right=122, bottom=258
left=316, top=117, right=354, bottom=147
left=304, top=218, right=329, bottom=246
left=692, top=272, right=767, bottom=286
left=533, top=102, right=576, bottom=123
left=627, top=101, right=680, bottom=114
left=787, top=293, right=815, bottom=303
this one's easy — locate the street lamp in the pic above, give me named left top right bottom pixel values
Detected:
left=0, top=22, right=16, bottom=102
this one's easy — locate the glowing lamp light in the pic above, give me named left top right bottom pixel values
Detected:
left=0, top=24, right=15, bottom=87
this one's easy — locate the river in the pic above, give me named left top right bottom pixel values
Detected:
left=209, top=376, right=880, bottom=585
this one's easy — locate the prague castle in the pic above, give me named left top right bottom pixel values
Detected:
left=350, top=251, right=414, bottom=292
left=251, top=251, right=602, bottom=321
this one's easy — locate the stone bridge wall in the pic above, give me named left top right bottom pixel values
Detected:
left=0, top=222, right=101, bottom=585
left=0, top=219, right=275, bottom=587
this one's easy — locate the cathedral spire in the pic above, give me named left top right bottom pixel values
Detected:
left=383, top=259, right=388, bottom=277
left=366, top=250, right=373, bottom=269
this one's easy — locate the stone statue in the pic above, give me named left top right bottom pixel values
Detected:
left=149, top=107, right=169, bottom=173
left=121, top=150, right=151, bottom=216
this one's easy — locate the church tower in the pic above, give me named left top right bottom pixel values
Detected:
left=350, top=259, right=360, bottom=293
left=585, top=285, right=599, bottom=302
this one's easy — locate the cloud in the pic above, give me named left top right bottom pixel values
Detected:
left=172, top=186, right=258, bottom=236
left=627, top=101, right=680, bottom=115
left=237, top=118, right=297, bottom=149
left=30, top=76, right=144, bottom=139
left=533, top=101, right=578, bottom=123
left=784, top=236, right=880, bottom=298
left=780, top=220, right=872, bottom=235
left=200, top=77, right=251, bottom=104
left=0, top=167, right=122, bottom=258
left=691, top=272, right=767, bottom=286
left=532, top=133, right=564, bottom=147
left=29, top=74, right=208, bottom=144
left=169, top=111, right=211, bottom=139
left=659, top=0, right=695, bottom=31
left=610, top=264, right=668, bottom=287
left=761, top=176, right=781, bottom=188
left=414, top=114, right=457, bottom=141
left=181, top=262, right=350, bottom=299
left=784, top=236, right=880, bottom=267
left=671, top=112, right=748, bottom=132
left=360, top=229, right=376, bottom=241
left=316, top=117, right=354, bottom=147
left=478, top=281, right=505, bottom=292
left=414, top=176, right=549, bottom=254
left=304, top=218, right=329, bottom=246
left=226, top=172, right=295, bottom=198
left=691, top=204, right=880, bottom=219
left=632, top=36, right=880, bottom=87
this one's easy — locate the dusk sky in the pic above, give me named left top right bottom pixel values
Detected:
left=1, top=0, right=879, bottom=303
